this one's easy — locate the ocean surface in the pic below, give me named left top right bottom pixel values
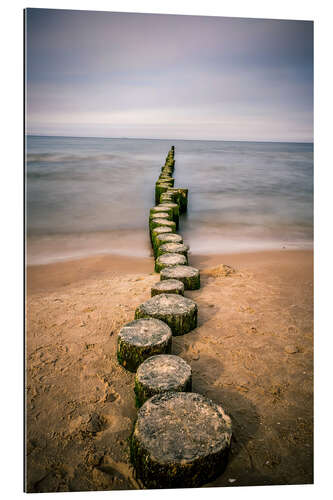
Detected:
left=26, top=136, right=313, bottom=265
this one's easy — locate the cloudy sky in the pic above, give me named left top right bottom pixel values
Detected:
left=26, top=9, right=313, bottom=142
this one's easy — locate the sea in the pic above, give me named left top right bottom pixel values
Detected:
left=26, top=136, right=313, bottom=265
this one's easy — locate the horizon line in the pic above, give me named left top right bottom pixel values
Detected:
left=26, top=134, right=314, bottom=145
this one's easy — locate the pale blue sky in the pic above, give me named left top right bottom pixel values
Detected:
left=26, top=9, right=313, bottom=142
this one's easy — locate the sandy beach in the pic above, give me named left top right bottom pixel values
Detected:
left=25, top=248, right=313, bottom=492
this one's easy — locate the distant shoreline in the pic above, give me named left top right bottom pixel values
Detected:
left=26, top=134, right=314, bottom=145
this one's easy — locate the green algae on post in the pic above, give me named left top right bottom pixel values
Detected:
left=155, top=183, right=172, bottom=204
left=156, top=180, right=173, bottom=188
left=158, top=202, right=179, bottom=228
left=117, top=318, right=172, bottom=372
left=149, top=211, right=171, bottom=221
left=153, top=232, right=183, bottom=257
left=158, top=176, right=175, bottom=186
left=165, top=158, right=175, bottom=168
left=151, top=226, right=173, bottom=238
left=161, top=170, right=174, bottom=178
left=149, top=206, right=173, bottom=219
left=149, top=215, right=171, bottom=245
left=130, top=392, right=232, bottom=488
left=154, top=252, right=186, bottom=273
left=166, top=188, right=188, bottom=213
left=151, top=226, right=174, bottom=254
left=160, top=167, right=173, bottom=175
left=160, top=192, right=175, bottom=204
left=149, top=218, right=176, bottom=234
left=157, top=242, right=189, bottom=262
left=155, top=232, right=183, bottom=247
left=135, top=293, right=197, bottom=336
left=134, top=354, right=192, bottom=407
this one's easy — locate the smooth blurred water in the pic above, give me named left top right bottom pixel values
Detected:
left=26, top=136, right=313, bottom=264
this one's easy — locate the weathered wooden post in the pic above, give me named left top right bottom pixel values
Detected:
left=130, top=392, right=232, bottom=488
left=157, top=242, right=189, bottom=262
left=134, top=354, right=192, bottom=407
left=160, top=265, right=200, bottom=290
left=135, top=294, right=197, bottom=336
left=117, top=318, right=172, bottom=372
left=151, top=279, right=185, bottom=296
left=154, top=252, right=187, bottom=273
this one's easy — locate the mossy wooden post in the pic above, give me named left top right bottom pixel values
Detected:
left=155, top=253, right=186, bottom=273
left=158, top=202, right=179, bottom=228
left=179, top=189, right=188, bottom=213
left=158, top=179, right=174, bottom=187
left=155, top=183, right=172, bottom=205
left=159, top=180, right=174, bottom=188
left=165, top=190, right=180, bottom=204
left=135, top=294, right=197, bottom=336
left=157, top=242, right=189, bottom=262
left=148, top=212, right=171, bottom=227
left=134, top=354, right=192, bottom=407
left=117, top=318, right=172, bottom=372
left=150, top=206, right=173, bottom=220
left=160, top=167, right=173, bottom=176
left=167, top=188, right=188, bottom=213
left=157, top=180, right=172, bottom=187
left=161, top=170, right=174, bottom=178
left=158, top=176, right=175, bottom=186
left=166, top=159, right=175, bottom=168
left=160, top=265, right=200, bottom=290
left=153, top=232, right=183, bottom=257
left=149, top=215, right=174, bottom=244
left=151, top=279, right=184, bottom=296
left=151, top=226, right=173, bottom=238
left=130, top=392, right=232, bottom=488
left=149, top=218, right=176, bottom=235
left=151, top=226, right=173, bottom=254
left=150, top=220, right=176, bottom=251
left=160, top=173, right=173, bottom=181
left=155, top=232, right=183, bottom=247
left=160, top=192, right=176, bottom=204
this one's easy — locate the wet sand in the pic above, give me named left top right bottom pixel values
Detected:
left=25, top=249, right=313, bottom=491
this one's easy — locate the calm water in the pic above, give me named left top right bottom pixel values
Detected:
left=26, top=136, right=313, bottom=264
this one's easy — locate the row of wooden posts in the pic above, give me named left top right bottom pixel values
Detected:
left=116, top=147, right=232, bottom=489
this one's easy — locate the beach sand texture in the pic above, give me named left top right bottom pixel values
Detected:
left=25, top=249, right=313, bottom=491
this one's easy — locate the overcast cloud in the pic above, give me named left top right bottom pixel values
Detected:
left=26, top=9, right=313, bottom=142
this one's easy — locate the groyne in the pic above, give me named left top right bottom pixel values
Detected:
left=116, top=146, right=232, bottom=488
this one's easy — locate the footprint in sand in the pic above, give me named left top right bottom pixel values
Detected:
left=184, top=343, right=200, bottom=360
left=82, top=413, right=109, bottom=435
left=98, top=373, right=120, bottom=403
left=104, top=390, right=119, bottom=403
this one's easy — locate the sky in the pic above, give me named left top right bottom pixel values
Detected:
left=25, top=9, right=313, bottom=142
